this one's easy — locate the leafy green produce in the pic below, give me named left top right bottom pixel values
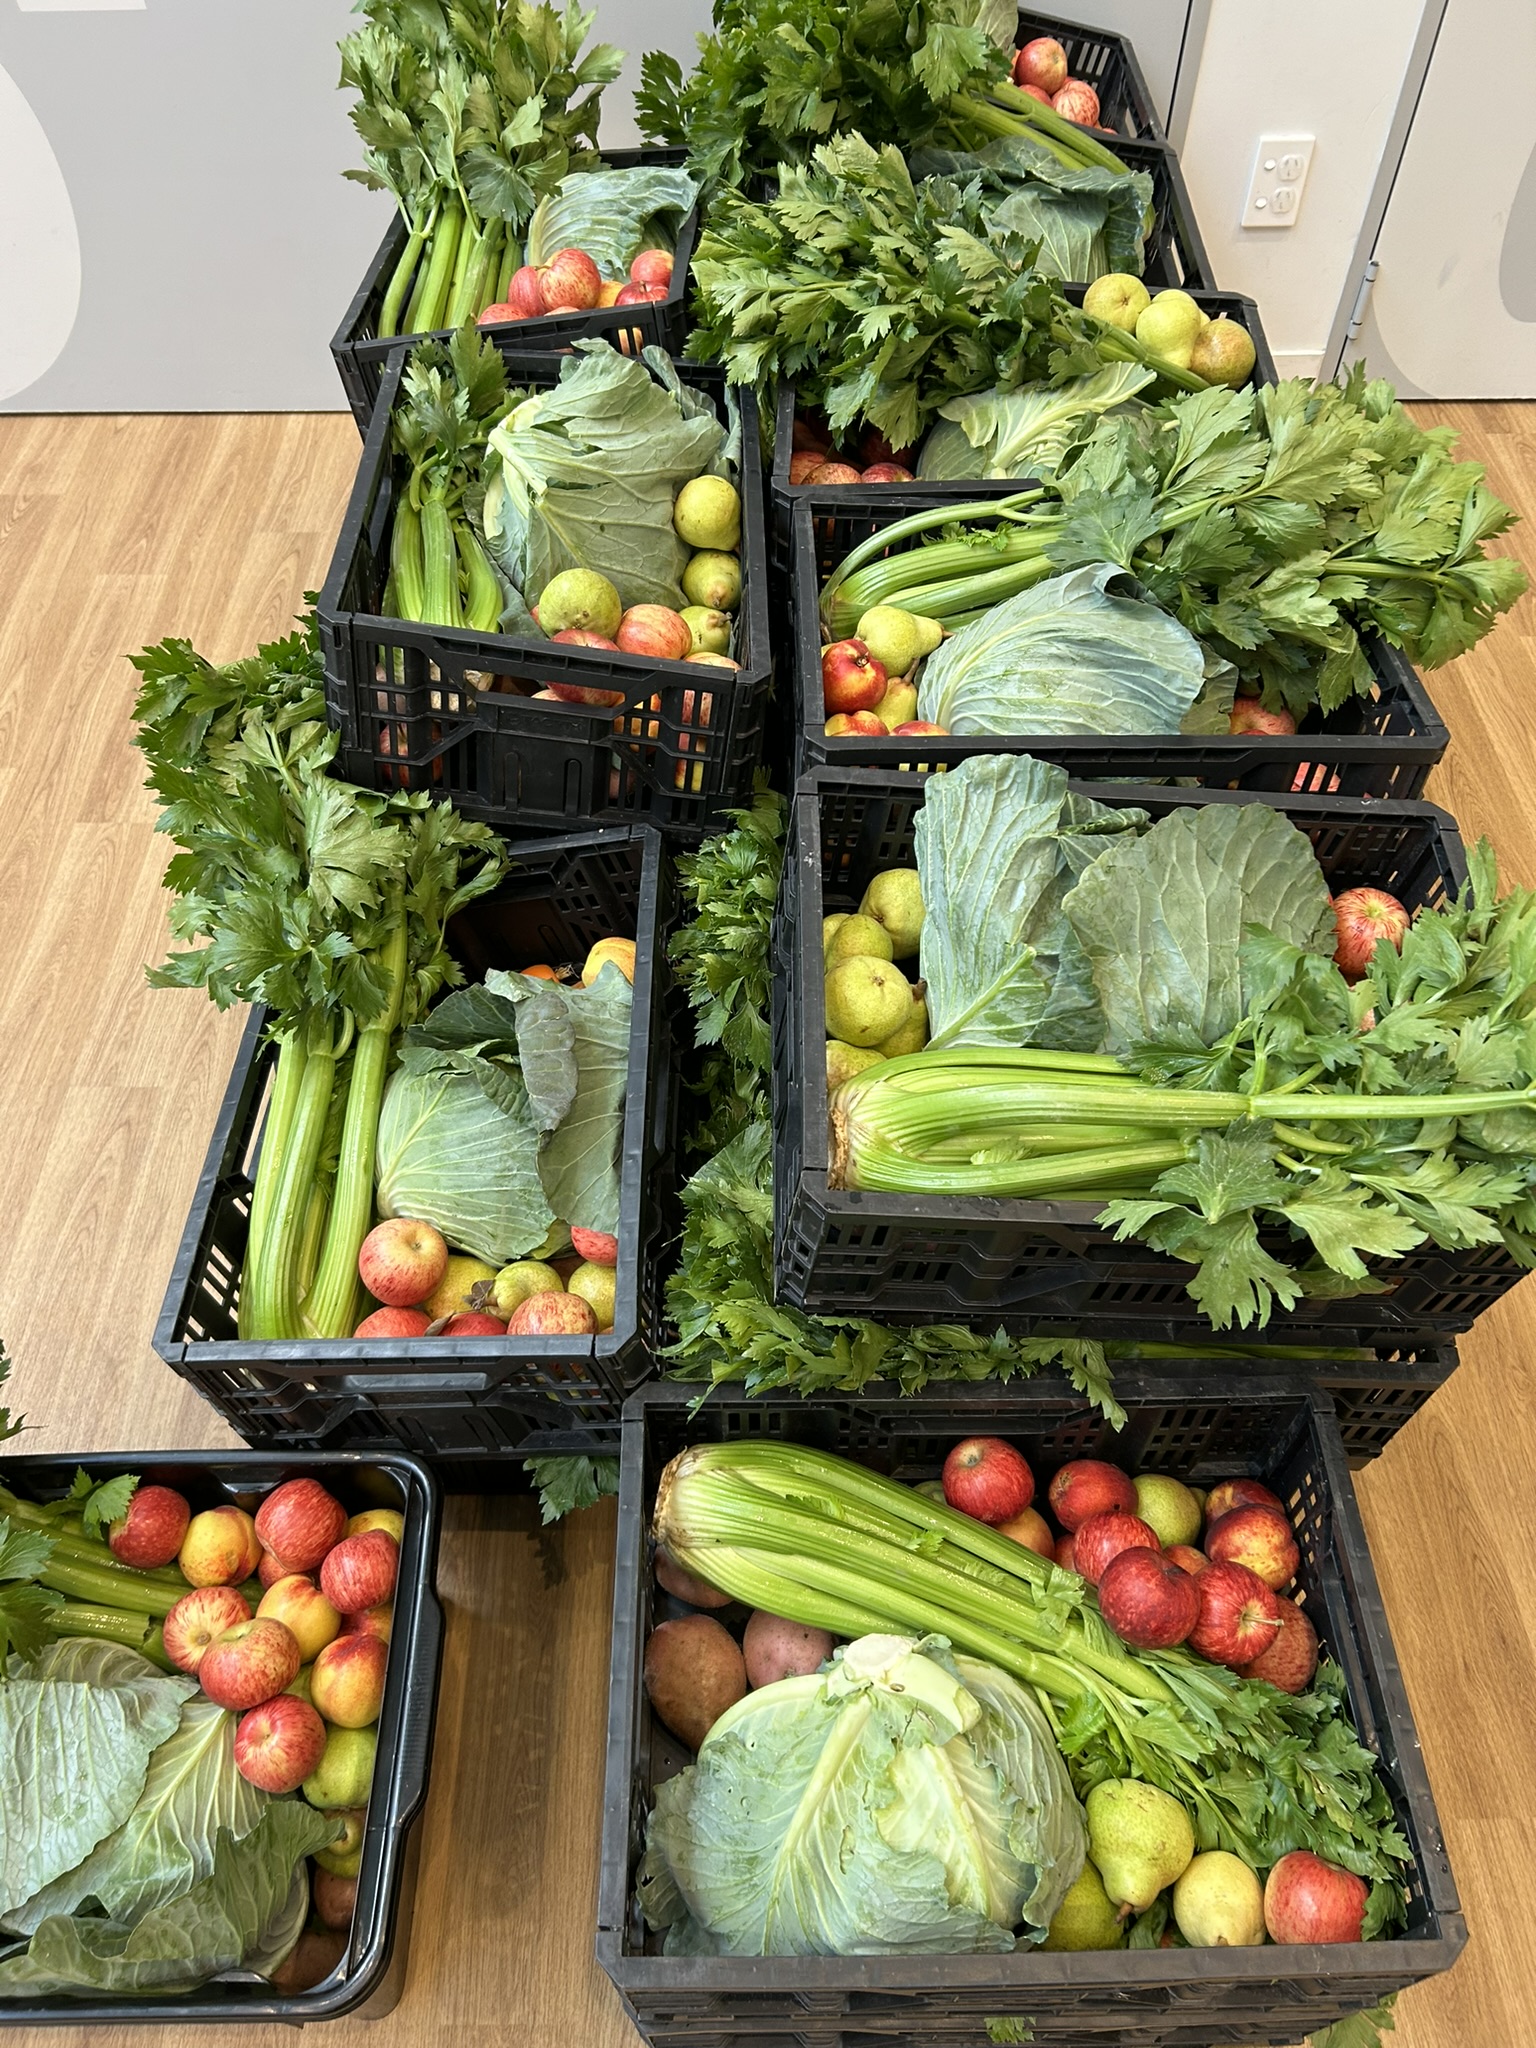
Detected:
left=915, top=364, right=1154, bottom=483
left=654, top=1442, right=1410, bottom=1915
left=0, top=1798, right=339, bottom=1997
left=640, top=1634, right=1086, bottom=1955
left=378, top=1063, right=553, bottom=1264
left=524, top=161, right=697, bottom=279
left=909, top=134, right=1152, bottom=283
left=3, top=1698, right=262, bottom=1935
left=341, top=0, right=624, bottom=337
left=826, top=375, right=1528, bottom=714
left=524, top=968, right=633, bottom=1237
left=481, top=341, right=730, bottom=620
left=521, top=1453, right=620, bottom=1522
left=917, top=564, right=1208, bottom=741
left=132, top=618, right=507, bottom=1340
left=1062, top=801, right=1336, bottom=1055
left=0, top=1640, right=194, bottom=1921
left=914, top=754, right=1143, bottom=1052
left=390, top=325, right=512, bottom=631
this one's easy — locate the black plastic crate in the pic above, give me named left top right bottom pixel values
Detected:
left=790, top=490, right=1449, bottom=799
left=597, top=1379, right=1465, bottom=2047
left=155, top=827, right=675, bottom=1482
left=0, top=1448, right=441, bottom=2025
left=317, top=348, right=772, bottom=843
left=768, top=289, right=1273, bottom=590
left=330, top=147, right=700, bottom=434
left=1014, top=7, right=1165, bottom=141
left=773, top=769, right=1531, bottom=1342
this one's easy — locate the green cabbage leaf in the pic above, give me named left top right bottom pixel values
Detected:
left=524, top=163, right=698, bottom=280
left=639, top=1634, right=1086, bottom=1956
left=915, top=364, right=1154, bottom=482
left=909, top=134, right=1153, bottom=281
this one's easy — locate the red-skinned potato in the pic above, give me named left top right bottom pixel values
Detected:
left=743, top=1610, right=834, bottom=1688
left=655, top=1545, right=732, bottom=1609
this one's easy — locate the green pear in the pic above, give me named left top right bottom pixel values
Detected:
left=1173, top=1851, right=1265, bottom=1947
left=1039, top=1859, right=1127, bottom=1951
left=826, top=913, right=894, bottom=966
left=1082, top=273, right=1151, bottom=334
left=1086, top=1779, right=1195, bottom=1914
left=1135, top=290, right=1205, bottom=371
left=1134, top=1473, right=1202, bottom=1549
left=314, top=1807, right=367, bottom=1880
left=855, top=605, right=925, bottom=680
left=303, top=1726, right=377, bottom=1812
left=825, top=957, right=912, bottom=1048
left=827, top=1041, right=886, bottom=1090
left=1189, top=318, right=1257, bottom=389
left=877, top=989, right=928, bottom=1058
left=911, top=614, right=944, bottom=657
left=858, top=869, right=924, bottom=957
left=822, top=913, right=849, bottom=960
left=493, top=1259, right=565, bottom=1318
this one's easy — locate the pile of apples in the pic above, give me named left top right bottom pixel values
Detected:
left=1012, top=36, right=1107, bottom=130
left=820, top=605, right=948, bottom=740
left=787, top=415, right=915, bottom=488
left=477, top=245, right=674, bottom=326
left=940, top=1436, right=1317, bottom=1692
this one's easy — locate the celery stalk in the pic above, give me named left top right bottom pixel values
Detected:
left=241, top=1033, right=306, bottom=1338
left=243, top=1016, right=352, bottom=1341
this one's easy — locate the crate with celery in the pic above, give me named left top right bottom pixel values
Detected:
left=137, top=622, right=677, bottom=1464
left=597, top=1378, right=1463, bottom=2048
left=773, top=754, right=1536, bottom=1341
left=0, top=1438, right=440, bottom=2023
left=332, top=2, right=700, bottom=429
left=318, top=330, right=772, bottom=840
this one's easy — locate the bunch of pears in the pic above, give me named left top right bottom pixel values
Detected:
left=1042, top=1779, right=1265, bottom=1951
left=823, top=868, right=927, bottom=1090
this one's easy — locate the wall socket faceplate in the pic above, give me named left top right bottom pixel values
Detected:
left=1242, top=135, right=1315, bottom=229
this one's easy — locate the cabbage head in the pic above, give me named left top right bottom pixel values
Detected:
left=374, top=1065, right=554, bottom=1267
left=638, top=1634, right=1086, bottom=1956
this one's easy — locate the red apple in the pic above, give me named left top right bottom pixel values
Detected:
left=1047, top=1459, right=1137, bottom=1532
left=805, top=461, right=862, bottom=485
left=108, top=1485, right=190, bottom=1569
left=320, top=1531, right=399, bottom=1615
left=257, top=1549, right=289, bottom=1591
left=255, top=1478, right=348, bottom=1575
left=788, top=449, right=826, bottom=484
left=345, top=1509, right=404, bottom=1544
left=538, top=247, right=601, bottom=311
left=616, top=280, right=669, bottom=306
left=1204, top=1477, right=1283, bottom=1523
left=1206, top=1503, right=1300, bottom=1591
left=1189, top=1562, right=1283, bottom=1667
left=357, top=1218, right=447, bottom=1307
left=656, top=1545, right=731, bottom=1609
left=1014, top=34, right=1067, bottom=94
left=892, top=721, right=949, bottom=736
left=1243, top=1594, right=1319, bottom=1694
left=549, top=630, right=620, bottom=653
left=821, top=639, right=887, bottom=714
left=476, top=300, right=518, bottom=327
left=629, top=248, right=674, bottom=289
left=438, top=1311, right=508, bottom=1336
left=1332, top=888, right=1410, bottom=981
left=1053, top=1532, right=1078, bottom=1572
left=1229, top=700, right=1298, bottom=736
left=1097, top=1546, right=1201, bottom=1649
left=312, top=1868, right=359, bottom=1933
left=199, top=1616, right=303, bottom=1710
left=179, top=1505, right=262, bottom=1588
left=341, top=1602, right=394, bottom=1645
left=616, top=605, right=693, bottom=661
left=860, top=463, right=915, bottom=483
left=354, top=1307, right=431, bottom=1338
left=1072, top=1510, right=1161, bottom=1586
left=506, top=265, right=547, bottom=319
left=163, top=1585, right=252, bottom=1674
left=571, top=1226, right=618, bottom=1265
left=995, top=1506, right=1055, bottom=1558
left=233, top=1692, right=328, bottom=1794
left=311, top=1632, right=389, bottom=1729
left=258, top=1573, right=342, bottom=1662
left=1052, top=79, right=1101, bottom=125
left=506, top=1290, right=598, bottom=1336
left=1264, top=1851, right=1368, bottom=1945
left=1019, top=82, right=1051, bottom=102
left=825, top=711, right=888, bottom=736
left=942, top=1436, right=1034, bottom=1524
left=1165, top=1545, right=1210, bottom=1576
left=1293, top=763, right=1343, bottom=794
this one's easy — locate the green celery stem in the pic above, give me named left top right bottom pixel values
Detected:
left=975, top=82, right=1132, bottom=177
left=244, top=1026, right=347, bottom=1340
left=421, top=497, right=462, bottom=627
left=496, top=233, right=520, bottom=301
left=442, top=204, right=478, bottom=325
left=39, top=1559, right=180, bottom=1618
left=241, top=1033, right=307, bottom=1339
left=49, top=1605, right=171, bottom=1665
left=413, top=202, right=464, bottom=335
left=390, top=497, right=427, bottom=623
left=379, top=217, right=429, bottom=341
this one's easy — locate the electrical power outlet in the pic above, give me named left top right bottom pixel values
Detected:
left=1241, top=135, right=1315, bottom=229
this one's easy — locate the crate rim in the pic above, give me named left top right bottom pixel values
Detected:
left=153, top=821, right=667, bottom=1378
left=0, top=1445, right=442, bottom=2025
left=597, top=1373, right=1465, bottom=1994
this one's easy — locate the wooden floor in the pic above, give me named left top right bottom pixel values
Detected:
left=0, top=401, right=1531, bottom=2047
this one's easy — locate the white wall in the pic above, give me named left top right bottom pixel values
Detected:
left=1175, top=0, right=1427, bottom=377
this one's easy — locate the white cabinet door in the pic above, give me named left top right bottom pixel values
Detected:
left=1345, top=0, right=1536, bottom=397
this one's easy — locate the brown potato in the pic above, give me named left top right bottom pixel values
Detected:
left=266, top=1927, right=346, bottom=1994
left=643, top=1614, right=746, bottom=1751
